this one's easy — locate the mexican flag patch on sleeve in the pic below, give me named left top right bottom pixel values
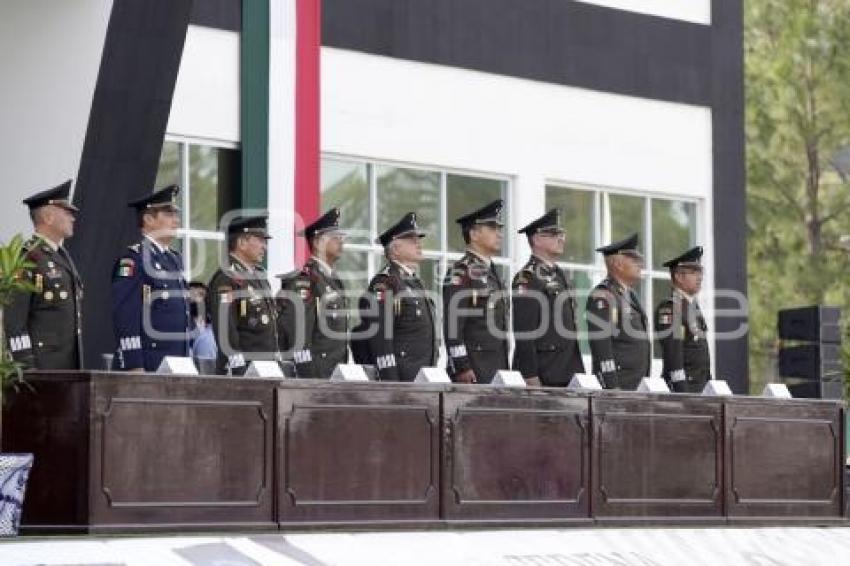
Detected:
left=116, top=258, right=135, bottom=278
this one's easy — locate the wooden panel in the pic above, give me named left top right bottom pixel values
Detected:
left=442, top=387, right=590, bottom=522
left=89, top=375, right=276, bottom=528
left=592, top=395, right=723, bottom=520
left=1, top=372, right=91, bottom=530
left=4, top=373, right=845, bottom=531
left=725, top=399, right=844, bottom=520
left=277, top=382, right=441, bottom=523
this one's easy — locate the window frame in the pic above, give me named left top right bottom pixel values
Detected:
left=161, top=134, right=238, bottom=281
left=545, top=181, right=705, bottom=365
left=321, top=153, right=515, bottom=293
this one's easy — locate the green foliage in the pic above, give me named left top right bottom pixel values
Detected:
left=746, top=0, right=850, bottom=395
left=0, top=234, right=36, bottom=393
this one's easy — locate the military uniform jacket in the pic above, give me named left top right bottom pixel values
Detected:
left=278, top=257, right=348, bottom=379
left=512, top=256, right=585, bottom=386
left=356, top=262, right=438, bottom=382
left=111, top=238, right=191, bottom=371
left=585, top=277, right=650, bottom=390
left=4, top=234, right=83, bottom=369
left=655, top=289, right=711, bottom=393
left=208, top=256, right=280, bottom=375
left=442, top=251, right=509, bottom=383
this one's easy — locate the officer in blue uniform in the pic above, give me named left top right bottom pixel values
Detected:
left=111, top=185, right=191, bottom=372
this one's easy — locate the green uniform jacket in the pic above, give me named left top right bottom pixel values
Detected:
left=208, top=255, right=280, bottom=375
left=512, top=255, right=584, bottom=386
left=277, top=257, right=349, bottom=379
left=354, top=261, right=438, bottom=382
left=585, top=277, right=650, bottom=390
left=442, top=251, right=509, bottom=384
left=655, top=288, right=711, bottom=393
left=4, top=234, right=83, bottom=370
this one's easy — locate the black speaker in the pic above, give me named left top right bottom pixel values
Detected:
left=778, top=344, right=843, bottom=380
left=777, top=306, right=842, bottom=343
left=787, top=379, right=845, bottom=400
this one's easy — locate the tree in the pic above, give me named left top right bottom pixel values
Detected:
left=746, top=0, right=850, bottom=392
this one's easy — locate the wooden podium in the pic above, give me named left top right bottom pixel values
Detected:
left=2, top=371, right=845, bottom=532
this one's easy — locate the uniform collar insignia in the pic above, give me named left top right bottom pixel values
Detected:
left=673, top=287, right=696, bottom=303
left=605, top=277, right=628, bottom=294
left=309, top=255, right=334, bottom=277
left=143, top=234, right=169, bottom=254
left=392, top=260, right=416, bottom=277
left=229, top=254, right=254, bottom=273
left=466, top=249, right=491, bottom=267
left=33, top=232, right=60, bottom=251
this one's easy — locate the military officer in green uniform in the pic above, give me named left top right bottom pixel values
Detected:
left=585, top=233, right=650, bottom=390
left=353, top=212, right=438, bottom=381
left=208, top=215, right=279, bottom=375
left=654, top=246, right=711, bottom=392
left=5, top=180, right=84, bottom=369
left=442, top=200, right=510, bottom=384
left=278, top=208, right=349, bottom=379
left=512, top=209, right=584, bottom=386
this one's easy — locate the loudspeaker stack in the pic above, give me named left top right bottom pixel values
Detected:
left=777, top=306, right=845, bottom=399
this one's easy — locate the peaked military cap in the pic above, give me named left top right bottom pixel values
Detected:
left=455, top=199, right=504, bottom=228
left=128, top=184, right=181, bottom=211
left=228, top=215, right=272, bottom=239
left=518, top=208, right=562, bottom=235
left=299, top=207, right=343, bottom=240
left=377, top=212, right=426, bottom=247
left=23, top=179, right=79, bottom=213
left=662, top=246, right=703, bottom=270
left=596, top=232, right=642, bottom=257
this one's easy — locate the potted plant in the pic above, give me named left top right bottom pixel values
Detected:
left=0, top=234, right=36, bottom=536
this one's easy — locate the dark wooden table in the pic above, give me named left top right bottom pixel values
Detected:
left=2, top=371, right=845, bottom=533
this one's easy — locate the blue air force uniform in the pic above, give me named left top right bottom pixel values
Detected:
left=111, top=186, right=191, bottom=371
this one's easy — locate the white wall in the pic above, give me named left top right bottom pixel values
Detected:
left=167, top=25, right=240, bottom=144
left=0, top=0, right=113, bottom=241
left=322, top=48, right=712, bottom=246
left=574, top=0, right=711, bottom=25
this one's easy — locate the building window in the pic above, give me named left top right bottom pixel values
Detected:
left=321, top=156, right=511, bottom=324
left=545, top=185, right=699, bottom=358
left=154, top=137, right=240, bottom=284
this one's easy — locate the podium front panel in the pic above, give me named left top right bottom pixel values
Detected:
left=277, top=382, right=441, bottom=524
left=592, top=394, right=724, bottom=522
left=725, top=398, right=844, bottom=521
left=3, top=372, right=277, bottom=532
left=442, top=387, right=590, bottom=522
